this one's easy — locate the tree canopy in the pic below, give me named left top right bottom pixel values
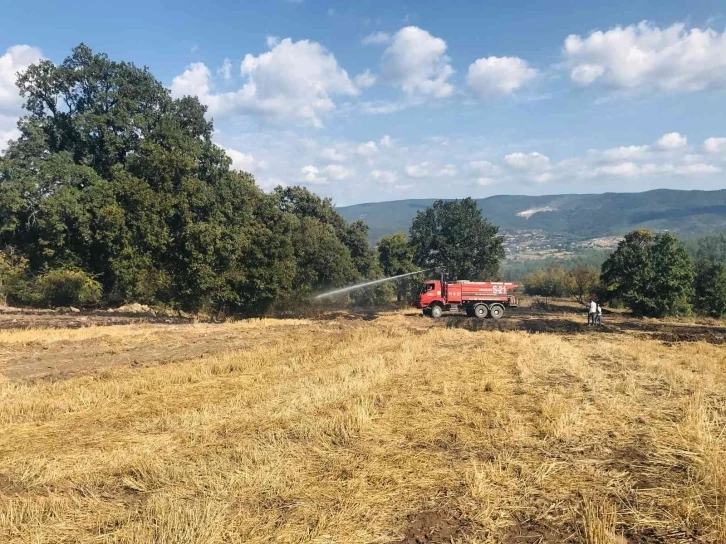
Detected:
left=600, top=230, right=694, bottom=317
left=408, top=198, right=504, bottom=280
left=0, top=44, right=382, bottom=313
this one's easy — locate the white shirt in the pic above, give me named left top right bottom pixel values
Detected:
left=589, top=301, right=597, bottom=313
left=596, top=305, right=602, bottom=315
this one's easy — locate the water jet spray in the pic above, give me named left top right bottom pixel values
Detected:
left=315, top=270, right=429, bottom=299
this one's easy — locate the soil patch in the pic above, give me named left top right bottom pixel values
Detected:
left=397, top=508, right=478, bottom=544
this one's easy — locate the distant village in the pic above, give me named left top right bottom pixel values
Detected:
left=503, top=230, right=622, bottom=260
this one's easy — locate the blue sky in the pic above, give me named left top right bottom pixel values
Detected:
left=1, top=0, right=726, bottom=205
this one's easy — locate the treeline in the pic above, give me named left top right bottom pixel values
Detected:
left=0, top=45, right=505, bottom=313
left=523, top=230, right=726, bottom=318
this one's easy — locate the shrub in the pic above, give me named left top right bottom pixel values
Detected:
left=31, top=269, right=103, bottom=308
left=0, top=248, right=31, bottom=306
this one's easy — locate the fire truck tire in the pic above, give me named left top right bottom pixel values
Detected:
left=430, top=305, right=443, bottom=319
left=473, top=304, right=488, bottom=319
left=490, top=304, right=504, bottom=319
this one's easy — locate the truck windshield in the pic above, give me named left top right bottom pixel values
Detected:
left=420, top=283, right=434, bottom=294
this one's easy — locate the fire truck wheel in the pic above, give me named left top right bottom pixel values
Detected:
left=430, top=305, right=443, bottom=319
left=474, top=304, right=488, bottom=319
left=490, top=304, right=504, bottom=319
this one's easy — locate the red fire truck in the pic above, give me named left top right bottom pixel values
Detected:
left=418, top=278, right=519, bottom=319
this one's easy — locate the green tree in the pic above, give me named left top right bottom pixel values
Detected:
left=600, top=230, right=694, bottom=317
left=377, top=232, right=416, bottom=301
left=565, top=265, right=600, bottom=306
left=693, top=260, right=726, bottom=318
left=271, top=186, right=359, bottom=294
left=408, top=198, right=504, bottom=280
left=524, top=267, right=568, bottom=307
left=0, top=44, right=295, bottom=313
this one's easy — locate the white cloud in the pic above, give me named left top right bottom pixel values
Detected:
left=171, top=38, right=358, bottom=127
left=300, top=163, right=352, bottom=184
left=217, top=58, right=232, bottom=81
left=323, top=164, right=353, bottom=180
left=504, top=152, right=550, bottom=170
left=704, top=137, right=726, bottom=154
left=225, top=148, right=256, bottom=171
left=370, top=169, right=397, bottom=183
left=362, top=31, right=392, bottom=45
left=477, top=177, right=497, bottom=186
left=468, top=160, right=499, bottom=176
left=601, top=145, right=649, bottom=161
left=405, top=162, right=429, bottom=177
left=0, top=126, right=20, bottom=153
left=0, top=45, right=43, bottom=116
left=301, top=165, right=325, bottom=184
left=596, top=161, right=642, bottom=177
left=675, top=163, right=721, bottom=174
left=360, top=99, right=416, bottom=115
left=562, top=21, right=726, bottom=93
left=405, top=161, right=458, bottom=178
left=0, top=45, right=43, bottom=152
left=357, top=141, right=378, bottom=156
left=320, top=147, right=346, bottom=162
left=439, top=164, right=458, bottom=177
left=380, top=135, right=393, bottom=147
left=658, top=132, right=687, bottom=149
left=266, top=36, right=280, bottom=48
left=466, top=56, right=538, bottom=97
left=381, top=26, right=454, bottom=99
left=354, top=69, right=376, bottom=88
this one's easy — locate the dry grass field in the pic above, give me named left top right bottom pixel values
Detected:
left=0, top=305, right=725, bottom=543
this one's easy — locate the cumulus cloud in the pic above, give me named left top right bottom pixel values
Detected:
left=323, top=164, right=353, bottom=180
left=171, top=38, right=358, bottom=127
left=601, top=145, right=649, bottom=161
left=562, top=21, right=726, bottom=93
left=225, top=148, right=256, bottom=171
left=405, top=162, right=429, bottom=178
left=217, top=58, right=232, bottom=81
left=357, top=141, right=378, bottom=156
left=362, top=31, right=392, bottom=45
left=658, top=132, right=687, bottom=149
left=380, top=26, right=454, bottom=99
left=380, top=135, right=393, bottom=147
left=354, top=69, right=376, bottom=88
left=320, top=147, right=346, bottom=162
left=504, top=152, right=550, bottom=170
left=300, top=163, right=353, bottom=184
left=466, top=56, right=538, bottom=97
left=370, top=169, right=397, bottom=183
left=405, top=161, right=457, bottom=178
left=439, top=164, right=458, bottom=177
left=301, top=165, right=321, bottom=183
left=704, top=137, right=726, bottom=154
left=0, top=45, right=44, bottom=151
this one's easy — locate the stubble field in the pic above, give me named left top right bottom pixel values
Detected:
left=0, top=305, right=724, bottom=543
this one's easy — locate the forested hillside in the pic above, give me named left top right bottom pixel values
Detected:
left=338, top=190, right=726, bottom=242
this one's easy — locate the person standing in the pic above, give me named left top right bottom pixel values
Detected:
left=595, top=303, right=602, bottom=326
left=588, top=299, right=597, bottom=326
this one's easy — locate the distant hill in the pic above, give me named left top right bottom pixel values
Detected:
left=338, top=189, right=726, bottom=245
